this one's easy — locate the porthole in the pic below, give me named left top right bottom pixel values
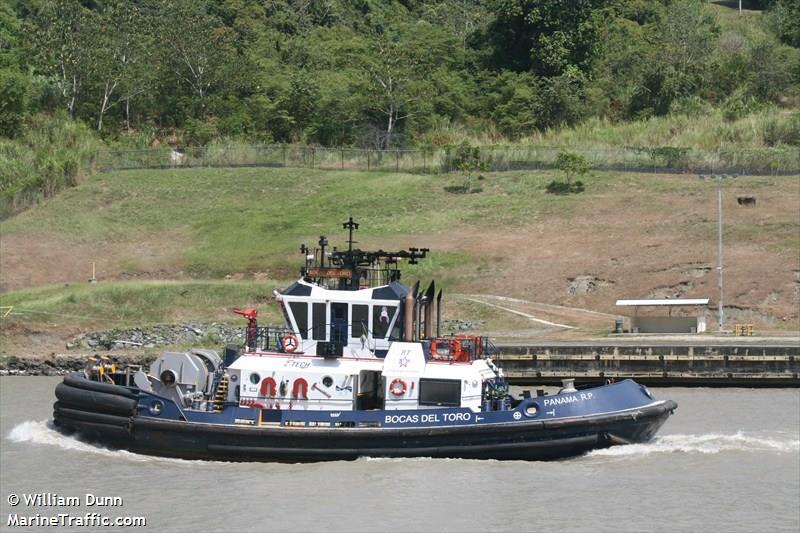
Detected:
left=229, top=374, right=238, bottom=382
left=322, top=376, right=333, bottom=387
left=249, top=373, right=260, bottom=385
left=149, top=400, right=163, bottom=416
left=524, top=403, right=539, bottom=417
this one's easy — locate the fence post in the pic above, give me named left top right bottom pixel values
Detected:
left=367, top=150, right=371, bottom=171
left=283, top=144, right=287, bottom=167
left=395, top=150, right=399, bottom=172
left=341, top=148, right=344, bottom=170
left=311, top=147, right=315, bottom=169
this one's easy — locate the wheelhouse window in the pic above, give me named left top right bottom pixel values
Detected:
left=352, top=304, right=369, bottom=338
left=312, top=302, right=327, bottom=341
left=391, top=306, right=402, bottom=340
left=418, top=378, right=461, bottom=407
left=288, top=301, right=308, bottom=339
left=373, top=305, right=396, bottom=339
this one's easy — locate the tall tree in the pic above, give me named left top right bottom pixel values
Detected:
left=0, top=3, right=29, bottom=136
left=480, top=0, right=605, bottom=76
left=355, top=16, right=458, bottom=148
left=159, top=0, right=238, bottom=114
left=88, top=2, right=153, bottom=132
left=31, top=0, right=94, bottom=119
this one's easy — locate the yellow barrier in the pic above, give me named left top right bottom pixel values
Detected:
left=734, top=323, right=754, bottom=336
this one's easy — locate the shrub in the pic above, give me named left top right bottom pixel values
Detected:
left=555, top=151, right=591, bottom=182
left=184, top=118, right=218, bottom=146
left=443, top=141, right=488, bottom=194
left=0, top=68, right=30, bottom=138
left=763, top=113, right=800, bottom=147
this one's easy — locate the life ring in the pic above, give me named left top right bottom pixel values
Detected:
left=389, top=378, right=407, bottom=397
left=282, top=335, right=299, bottom=353
left=452, top=339, right=468, bottom=362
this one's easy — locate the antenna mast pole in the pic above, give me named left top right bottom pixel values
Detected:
left=343, top=216, right=359, bottom=253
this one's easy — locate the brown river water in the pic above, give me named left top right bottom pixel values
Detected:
left=1, top=377, right=798, bottom=532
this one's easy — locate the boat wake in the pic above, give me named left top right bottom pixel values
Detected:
left=9, top=420, right=136, bottom=459
left=6, top=420, right=196, bottom=465
left=588, top=431, right=800, bottom=458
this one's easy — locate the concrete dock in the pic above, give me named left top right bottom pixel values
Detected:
left=493, top=341, right=800, bottom=387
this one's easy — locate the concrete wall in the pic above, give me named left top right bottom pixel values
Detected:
left=631, top=316, right=700, bottom=333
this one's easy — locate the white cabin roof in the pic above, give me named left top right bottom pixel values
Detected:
left=277, top=280, right=403, bottom=303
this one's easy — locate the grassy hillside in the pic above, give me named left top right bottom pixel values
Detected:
left=520, top=108, right=799, bottom=153
left=1, top=166, right=798, bottom=353
left=0, top=166, right=594, bottom=280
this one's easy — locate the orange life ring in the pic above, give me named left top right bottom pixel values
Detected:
left=282, top=335, right=299, bottom=353
left=452, top=339, right=468, bottom=361
left=430, top=340, right=441, bottom=359
left=389, top=378, right=407, bottom=397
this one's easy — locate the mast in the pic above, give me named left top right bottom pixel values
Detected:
left=300, top=217, right=429, bottom=290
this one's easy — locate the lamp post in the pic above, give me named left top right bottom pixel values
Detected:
left=717, top=178, right=724, bottom=331
left=701, top=173, right=737, bottom=331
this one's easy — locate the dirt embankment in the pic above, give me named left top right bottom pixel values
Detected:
left=1, top=171, right=797, bottom=354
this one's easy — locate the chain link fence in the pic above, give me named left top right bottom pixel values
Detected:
left=94, top=144, right=800, bottom=176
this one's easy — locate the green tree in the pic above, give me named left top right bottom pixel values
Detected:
left=88, top=1, right=154, bottom=132
left=444, top=141, right=487, bottom=194
left=546, top=150, right=590, bottom=194
left=768, top=0, right=800, bottom=48
left=158, top=1, right=240, bottom=115
left=479, top=0, right=605, bottom=76
left=657, top=0, right=719, bottom=91
left=30, top=0, right=95, bottom=119
left=0, top=69, right=29, bottom=137
left=484, top=71, right=541, bottom=138
left=556, top=151, right=591, bottom=184
left=0, top=4, right=30, bottom=137
left=351, top=14, right=460, bottom=148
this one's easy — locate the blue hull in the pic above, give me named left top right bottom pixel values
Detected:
left=53, top=374, right=677, bottom=461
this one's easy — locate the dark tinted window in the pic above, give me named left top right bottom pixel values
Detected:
left=418, top=379, right=461, bottom=407
left=312, top=303, right=327, bottom=340
left=288, top=302, right=308, bottom=339
left=373, top=305, right=396, bottom=338
left=391, top=306, right=402, bottom=340
left=331, top=303, right=347, bottom=343
left=352, top=305, right=368, bottom=338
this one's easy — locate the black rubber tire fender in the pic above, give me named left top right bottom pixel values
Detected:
left=55, top=418, right=133, bottom=443
left=55, top=383, right=137, bottom=417
left=63, top=372, right=139, bottom=399
left=55, top=406, right=132, bottom=428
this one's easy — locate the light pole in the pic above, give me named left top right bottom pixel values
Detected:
left=702, top=173, right=737, bottom=331
left=717, top=178, right=724, bottom=331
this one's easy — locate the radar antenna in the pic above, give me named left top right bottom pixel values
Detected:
left=299, top=217, right=430, bottom=290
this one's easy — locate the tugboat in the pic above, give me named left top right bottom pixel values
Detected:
left=53, top=219, right=677, bottom=461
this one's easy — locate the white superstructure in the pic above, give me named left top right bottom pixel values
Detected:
left=228, top=342, right=495, bottom=412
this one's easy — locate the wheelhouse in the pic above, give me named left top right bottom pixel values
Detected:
left=277, top=280, right=406, bottom=358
